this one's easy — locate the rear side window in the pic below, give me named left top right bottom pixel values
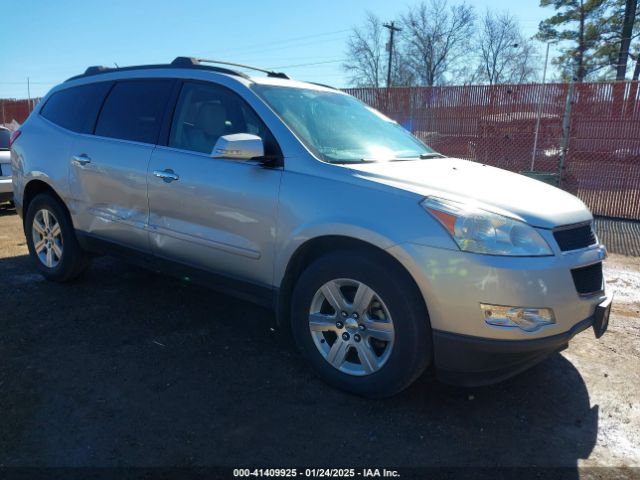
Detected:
left=95, top=79, right=174, bottom=144
left=40, top=82, right=112, bottom=133
left=0, top=129, right=9, bottom=150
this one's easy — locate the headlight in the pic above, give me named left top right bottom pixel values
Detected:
left=421, top=197, right=553, bottom=256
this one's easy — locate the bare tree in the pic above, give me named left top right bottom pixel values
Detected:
left=477, top=10, right=538, bottom=84
left=343, top=13, right=385, bottom=87
left=391, top=50, right=417, bottom=86
left=400, top=0, right=476, bottom=86
left=510, top=41, right=539, bottom=83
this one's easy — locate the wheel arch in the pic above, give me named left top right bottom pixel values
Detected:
left=275, top=235, right=429, bottom=329
left=22, top=180, right=70, bottom=231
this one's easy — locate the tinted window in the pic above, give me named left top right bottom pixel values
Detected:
left=0, top=129, right=9, bottom=150
left=169, top=82, right=278, bottom=155
left=95, top=79, right=174, bottom=144
left=40, top=82, right=112, bottom=133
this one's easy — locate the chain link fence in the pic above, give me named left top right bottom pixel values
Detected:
left=346, top=81, right=640, bottom=220
left=3, top=83, right=640, bottom=219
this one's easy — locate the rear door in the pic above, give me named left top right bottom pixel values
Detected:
left=69, top=79, right=175, bottom=251
left=147, top=81, right=283, bottom=294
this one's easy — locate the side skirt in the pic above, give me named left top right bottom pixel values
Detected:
left=76, top=231, right=276, bottom=309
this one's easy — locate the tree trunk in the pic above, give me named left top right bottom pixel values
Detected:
left=577, top=0, right=586, bottom=81
left=616, top=0, right=638, bottom=80
left=628, top=56, right=640, bottom=117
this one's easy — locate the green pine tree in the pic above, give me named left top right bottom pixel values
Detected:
left=591, top=0, right=639, bottom=80
left=536, top=0, right=613, bottom=81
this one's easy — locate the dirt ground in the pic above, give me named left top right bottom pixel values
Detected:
left=0, top=205, right=638, bottom=474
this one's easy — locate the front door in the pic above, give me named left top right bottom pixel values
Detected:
left=147, top=81, right=282, bottom=292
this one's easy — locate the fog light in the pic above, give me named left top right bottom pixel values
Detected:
left=481, top=304, right=555, bottom=332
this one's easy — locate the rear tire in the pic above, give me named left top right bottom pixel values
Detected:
left=25, top=193, right=89, bottom=282
left=291, top=250, right=431, bottom=397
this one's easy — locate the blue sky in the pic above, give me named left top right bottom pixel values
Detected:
left=1, top=0, right=556, bottom=99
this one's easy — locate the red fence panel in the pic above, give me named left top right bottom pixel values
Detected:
left=345, top=81, right=640, bottom=220
left=0, top=99, right=37, bottom=126
left=564, top=82, right=640, bottom=220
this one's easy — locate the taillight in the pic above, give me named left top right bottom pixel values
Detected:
left=9, top=130, right=22, bottom=149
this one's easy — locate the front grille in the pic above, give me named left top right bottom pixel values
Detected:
left=571, top=262, right=603, bottom=295
left=553, top=224, right=597, bottom=252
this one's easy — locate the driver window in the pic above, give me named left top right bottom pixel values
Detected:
left=169, top=82, right=275, bottom=155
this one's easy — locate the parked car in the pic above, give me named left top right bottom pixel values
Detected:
left=0, top=126, right=13, bottom=203
left=10, top=58, right=612, bottom=397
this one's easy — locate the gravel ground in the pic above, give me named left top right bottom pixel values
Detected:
left=0, top=205, right=638, bottom=474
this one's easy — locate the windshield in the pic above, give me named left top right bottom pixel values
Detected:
left=0, top=129, right=9, bottom=150
left=251, top=85, right=437, bottom=163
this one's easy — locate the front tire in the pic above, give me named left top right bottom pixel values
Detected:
left=25, top=193, right=89, bottom=282
left=291, top=250, right=431, bottom=397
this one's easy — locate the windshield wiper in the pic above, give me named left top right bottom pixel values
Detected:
left=331, top=153, right=444, bottom=164
left=387, top=153, right=446, bottom=162
left=330, top=158, right=378, bottom=164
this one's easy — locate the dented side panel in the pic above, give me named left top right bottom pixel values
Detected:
left=68, top=133, right=152, bottom=252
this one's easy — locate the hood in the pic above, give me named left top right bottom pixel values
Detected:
left=345, top=157, right=591, bottom=229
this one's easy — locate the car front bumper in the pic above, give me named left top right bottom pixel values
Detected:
left=432, top=295, right=611, bottom=386
left=387, top=241, right=610, bottom=385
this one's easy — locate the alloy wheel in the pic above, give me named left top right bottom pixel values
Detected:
left=308, top=278, right=395, bottom=376
left=32, top=208, right=63, bottom=268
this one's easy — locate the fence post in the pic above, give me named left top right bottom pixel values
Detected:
left=558, top=80, right=576, bottom=186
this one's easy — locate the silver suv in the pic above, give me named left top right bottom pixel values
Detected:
left=11, top=57, right=612, bottom=397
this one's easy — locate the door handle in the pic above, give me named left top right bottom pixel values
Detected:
left=72, top=154, right=91, bottom=166
left=153, top=168, right=179, bottom=183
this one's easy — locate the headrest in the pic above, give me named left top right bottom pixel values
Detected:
left=196, top=102, right=227, bottom=138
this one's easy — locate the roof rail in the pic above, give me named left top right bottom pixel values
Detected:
left=65, top=60, right=251, bottom=82
left=172, top=57, right=290, bottom=79
left=65, top=57, right=291, bottom=83
left=306, top=81, right=337, bottom=90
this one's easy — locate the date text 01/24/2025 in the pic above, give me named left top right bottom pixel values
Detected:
left=233, top=468, right=401, bottom=478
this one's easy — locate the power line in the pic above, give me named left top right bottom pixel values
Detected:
left=269, top=59, right=343, bottom=69
left=235, top=54, right=344, bottom=63
left=240, top=35, right=348, bottom=56
left=0, top=81, right=57, bottom=85
left=215, top=29, right=350, bottom=56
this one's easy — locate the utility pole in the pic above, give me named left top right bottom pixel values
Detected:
left=383, top=21, right=401, bottom=88
left=27, top=77, right=31, bottom=111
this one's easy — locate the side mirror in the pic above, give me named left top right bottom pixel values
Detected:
left=211, top=133, right=264, bottom=160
